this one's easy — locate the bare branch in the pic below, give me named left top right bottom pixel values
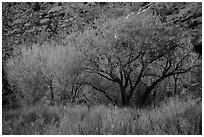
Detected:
left=82, top=94, right=91, bottom=104
left=85, top=67, right=115, bottom=82
left=173, top=53, right=190, bottom=71
left=71, top=83, right=83, bottom=102
left=85, top=62, right=121, bottom=83
left=161, top=57, right=173, bottom=76
left=78, top=82, right=118, bottom=105
left=122, top=52, right=144, bottom=69
left=140, top=80, right=148, bottom=88
left=143, top=73, right=161, bottom=77
left=171, top=65, right=199, bottom=75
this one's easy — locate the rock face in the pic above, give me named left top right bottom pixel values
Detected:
left=134, top=2, right=202, bottom=55
left=3, top=2, right=202, bottom=46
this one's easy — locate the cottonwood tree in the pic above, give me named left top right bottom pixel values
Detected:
left=6, top=44, right=86, bottom=106
left=72, top=11, right=199, bottom=106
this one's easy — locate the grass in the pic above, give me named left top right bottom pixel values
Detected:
left=2, top=96, right=202, bottom=135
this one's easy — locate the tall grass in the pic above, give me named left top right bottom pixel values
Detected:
left=2, top=96, right=201, bottom=135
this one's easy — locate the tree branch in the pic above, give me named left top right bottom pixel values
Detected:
left=140, top=80, right=148, bottom=88
left=85, top=67, right=115, bottom=82
left=75, top=82, right=118, bottom=105
left=122, top=52, right=144, bottom=69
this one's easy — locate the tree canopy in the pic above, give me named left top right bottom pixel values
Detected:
left=3, top=2, right=202, bottom=107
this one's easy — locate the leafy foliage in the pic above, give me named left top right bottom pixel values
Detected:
left=71, top=7, right=200, bottom=106
left=2, top=3, right=202, bottom=134
left=6, top=43, right=85, bottom=105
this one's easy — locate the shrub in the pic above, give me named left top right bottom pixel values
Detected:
left=6, top=43, right=83, bottom=106
left=3, top=96, right=201, bottom=135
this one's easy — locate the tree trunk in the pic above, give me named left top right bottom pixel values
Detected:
left=120, top=86, right=130, bottom=106
left=173, top=75, right=178, bottom=94
left=141, top=75, right=169, bottom=105
left=121, top=94, right=130, bottom=106
left=50, top=82, right=54, bottom=106
left=141, top=87, right=153, bottom=105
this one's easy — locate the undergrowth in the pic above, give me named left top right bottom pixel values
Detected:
left=2, top=96, right=202, bottom=135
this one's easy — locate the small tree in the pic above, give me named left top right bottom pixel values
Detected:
left=72, top=11, right=199, bottom=106
left=6, top=43, right=85, bottom=106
